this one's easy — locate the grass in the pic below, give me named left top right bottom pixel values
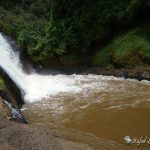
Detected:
left=92, top=45, right=113, bottom=67
left=93, top=26, right=150, bottom=68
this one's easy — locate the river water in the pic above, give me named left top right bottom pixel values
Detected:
left=1, top=33, right=150, bottom=149
left=23, top=77, right=150, bottom=149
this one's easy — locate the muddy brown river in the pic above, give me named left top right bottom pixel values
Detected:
left=1, top=31, right=150, bottom=149
left=22, top=76, right=150, bottom=150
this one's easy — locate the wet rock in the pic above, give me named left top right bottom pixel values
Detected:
left=0, top=96, right=11, bottom=118
left=140, top=71, right=150, bottom=80
left=114, top=71, right=128, bottom=79
left=0, top=67, right=25, bottom=106
left=0, top=117, right=95, bottom=150
left=0, top=91, right=27, bottom=124
left=84, top=66, right=150, bottom=81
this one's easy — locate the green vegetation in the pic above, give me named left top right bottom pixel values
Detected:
left=93, top=26, right=150, bottom=68
left=0, top=77, right=6, bottom=90
left=0, top=0, right=150, bottom=68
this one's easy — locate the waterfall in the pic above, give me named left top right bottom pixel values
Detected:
left=0, top=33, right=121, bottom=103
left=0, top=33, right=28, bottom=92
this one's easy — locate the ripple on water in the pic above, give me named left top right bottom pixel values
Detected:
left=23, top=78, right=150, bottom=149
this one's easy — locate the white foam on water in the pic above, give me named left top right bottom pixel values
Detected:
left=0, top=33, right=143, bottom=103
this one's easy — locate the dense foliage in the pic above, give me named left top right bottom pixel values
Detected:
left=0, top=0, right=150, bottom=68
left=93, top=24, right=150, bottom=68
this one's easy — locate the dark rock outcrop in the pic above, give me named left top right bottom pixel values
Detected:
left=0, top=67, right=25, bottom=106
left=83, top=66, right=150, bottom=81
left=0, top=93, right=27, bottom=123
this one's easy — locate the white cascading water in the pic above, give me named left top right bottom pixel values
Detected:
left=0, top=33, right=122, bottom=102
